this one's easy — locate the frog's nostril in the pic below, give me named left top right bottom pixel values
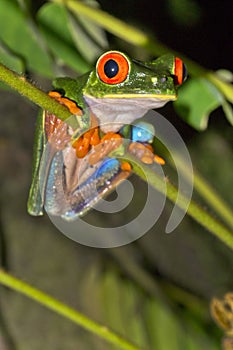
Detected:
left=160, top=77, right=167, bottom=83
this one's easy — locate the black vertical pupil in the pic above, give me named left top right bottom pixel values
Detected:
left=182, top=63, right=188, bottom=82
left=104, top=59, right=119, bottom=78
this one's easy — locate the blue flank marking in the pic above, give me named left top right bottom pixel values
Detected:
left=63, top=157, right=121, bottom=218
left=96, top=158, right=120, bottom=178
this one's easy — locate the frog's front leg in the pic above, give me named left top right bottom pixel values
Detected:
left=72, top=122, right=124, bottom=160
left=123, top=121, right=165, bottom=166
left=72, top=120, right=100, bottom=158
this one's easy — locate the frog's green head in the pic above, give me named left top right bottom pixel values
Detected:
left=83, top=51, right=187, bottom=132
left=53, top=51, right=187, bottom=133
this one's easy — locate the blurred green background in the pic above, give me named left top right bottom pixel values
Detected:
left=0, top=0, right=232, bottom=349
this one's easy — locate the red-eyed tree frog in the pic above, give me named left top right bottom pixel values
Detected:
left=27, top=50, right=187, bottom=220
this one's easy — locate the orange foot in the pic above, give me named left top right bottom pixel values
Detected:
left=48, top=91, right=82, bottom=115
left=45, top=91, right=83, bottom=149
left=88, top=132, right=123, bottom=165
left=72, top=126, right=100, bottom=158
left=72, top=129, right=124, bottom=162
left=128, top=142, right=165, bottom=165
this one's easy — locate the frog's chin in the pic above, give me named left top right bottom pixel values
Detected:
left=84, top=95, right=175, bottom=133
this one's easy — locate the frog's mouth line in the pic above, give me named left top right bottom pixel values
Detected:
left=85, top=93, right=177, bottom=100
left=101, top=93, right=177, bottom=100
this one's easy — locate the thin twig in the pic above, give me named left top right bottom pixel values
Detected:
left=123, top=153, right=233, bottom=251
left=0, top=270, right=145, bottom=350
left=0, top=63, right=71, bottom=121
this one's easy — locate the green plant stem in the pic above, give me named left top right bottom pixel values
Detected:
left=206, top=72, right=233, bottom=103
left=0, top=63, right=71, bottom=121
left=0, top=270, right=144, bottom=350
left=1, top=57, right=232, bottom=250
left=167, top=156, right=233, bottom=230
left=191, top=169, right=233, bottom=230
left=123, top=153, right=233, bottom=250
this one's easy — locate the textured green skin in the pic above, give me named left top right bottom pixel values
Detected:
left=27, top=110, right=45, bottom=215
left=53, top=53, right=177, bottom=100
left=27, top=52, right=177, bottom=216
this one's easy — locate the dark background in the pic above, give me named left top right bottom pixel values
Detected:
left=99, top=0, right=233, bottom=70
left=0, top=1, right=232, bottom=349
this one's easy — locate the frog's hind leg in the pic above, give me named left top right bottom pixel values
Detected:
left=61, top=157, right=131, bottom=220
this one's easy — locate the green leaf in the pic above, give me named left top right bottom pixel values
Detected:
left=144, top=299, right=183, bottom=350
left=119, top=281, right=149, bottom=348
left=101, top=271, right=129, bottom=339
left=174, top=78, right=223, bottom=130
left=0, top=41, right=24, bottom=73
left=67, top=0, right=108, bottom=62
left=216, top=69, right=233, bottom=83
left=222, top=100, right=233, bottom=126
left=76, top=0, right=108, bottom=48
left=0, top=0, right=53, bottom=76
left=166, top=0, right=202, bottom=26
left=207, top=72, right=233, bottom=104
left=0, top=41, right=24, bottom=89
left=37, top=3, right=91, bottom=74
left=16, top=0, right=31, bottom=12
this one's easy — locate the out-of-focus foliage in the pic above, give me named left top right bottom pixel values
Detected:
left=174, top=77, right=233, bottom=130
left=165, top=0, right=202, bottom=26
left=0, top=1, right=232, bottom=350
left=0, top=0, right=232, bottom=130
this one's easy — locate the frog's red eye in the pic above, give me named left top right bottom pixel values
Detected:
left=174, top=57, right=188, bottom=85
left=97, top=51, right=129, bottom=85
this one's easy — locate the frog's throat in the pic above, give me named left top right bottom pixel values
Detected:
left=84, top=94, right=176, bottom=133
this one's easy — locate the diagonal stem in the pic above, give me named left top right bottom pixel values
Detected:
left=122, top=153, right=233, bottom=251
left=0, top=270, right=144, bottom=350
left=0, top=63, right=71, bottom=121
left=0, top=62, right=232, bottom=250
